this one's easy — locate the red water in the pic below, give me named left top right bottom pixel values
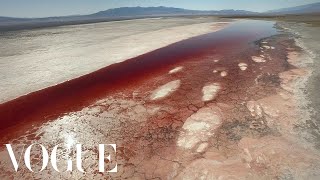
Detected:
left=0, top=20, right=278, bottom=132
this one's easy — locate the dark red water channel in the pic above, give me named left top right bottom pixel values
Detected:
left=0, top=20, right=278, bottom=132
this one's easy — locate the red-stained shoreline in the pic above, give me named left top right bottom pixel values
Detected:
left=0, top=20, right=275, bottom=132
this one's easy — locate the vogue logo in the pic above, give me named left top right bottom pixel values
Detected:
left=5, top=144, right=117, bottom=173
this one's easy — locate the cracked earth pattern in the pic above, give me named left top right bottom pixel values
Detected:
left=0, top=21, right=320, bottom=179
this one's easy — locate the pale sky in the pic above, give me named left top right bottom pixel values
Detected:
left=0, top=0, right=320, bottom=18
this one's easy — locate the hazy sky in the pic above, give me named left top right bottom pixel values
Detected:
left=1, top=0, right=320, bottom=18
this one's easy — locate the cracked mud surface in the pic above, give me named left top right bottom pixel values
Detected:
left=0, top=20, right=320, bottom=179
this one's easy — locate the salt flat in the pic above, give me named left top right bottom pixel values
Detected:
left=0, top=17, right=228, bottom=103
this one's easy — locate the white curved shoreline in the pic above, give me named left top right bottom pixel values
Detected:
left=0, top=17, right=230, bottom=103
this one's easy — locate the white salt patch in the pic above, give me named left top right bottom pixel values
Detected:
left=150, top=80, right=181, bottom=100
left=202, top=83, right=220, bottom=101
left=238, top=63, right=248, bottom=71
left=196, top=143, right=209, bottom=153
left=261, top=41, right=268, bottom=44
left=213, top=70, right=218, bottom=73
left=271, top=46, right=275, bottom=49
left=177, top=136, right=200, bottom=149
left=184, top=121, right=210, bottom=132
left=177, top=106, right=222, bottom=149
left=213, top=59, right=219, bottom=63
left=220, top=71, right=228, bottom=77
left=262, top=45, right=270, bottom=49
left=169, top=66, right=183, bottom=74
left=252, top=56, right=266, bottom=63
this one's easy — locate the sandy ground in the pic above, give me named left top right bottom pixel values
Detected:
left=0, top=17, right=228, bottom=103
left=277, top=21, right=320, bottom=149
left=1, top=19, right=320, bottom=179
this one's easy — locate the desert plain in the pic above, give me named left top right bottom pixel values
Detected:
left=0, top=16, right=320, bottom=179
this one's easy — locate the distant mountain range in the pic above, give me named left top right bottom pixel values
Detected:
left=266, top=2, right=320, bottom=15
left=0, top=3, right=320, bottom=31
left=0, top=6, right=256, bottom=23
left=0, top=6, right=257, bottom=31
left=91, top=6, right=256, bottom=17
